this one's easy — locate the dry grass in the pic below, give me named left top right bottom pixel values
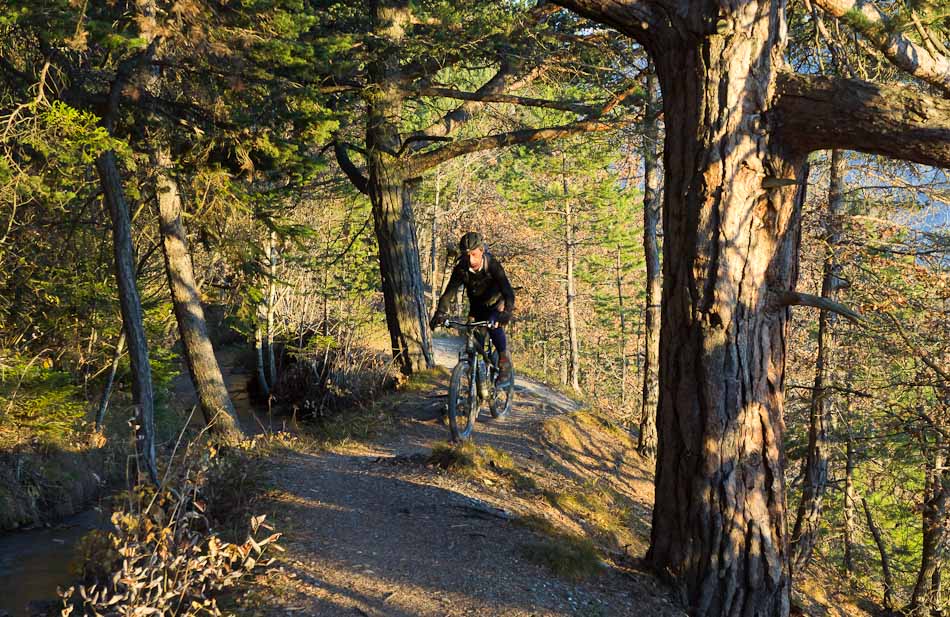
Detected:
left=515, top=514, right=605, bottom=580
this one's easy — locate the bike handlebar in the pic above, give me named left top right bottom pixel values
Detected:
left=443, top=319, right=492, bottom=328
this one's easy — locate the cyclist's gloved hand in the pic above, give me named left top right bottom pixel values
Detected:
left=495, top=310, right=512, bottom=325
left=429, top=311, right=447, bottom=330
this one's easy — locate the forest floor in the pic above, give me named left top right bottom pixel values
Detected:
left=235, top=337, right=683, bottom=617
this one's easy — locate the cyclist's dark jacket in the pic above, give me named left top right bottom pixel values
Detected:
left=436, top=252, right=515, bottom=317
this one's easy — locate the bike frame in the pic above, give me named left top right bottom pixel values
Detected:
left=445, top=319, right=498, bottom=391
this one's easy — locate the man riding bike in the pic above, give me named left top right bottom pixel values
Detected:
left=430, top=232, right=515, bottom=385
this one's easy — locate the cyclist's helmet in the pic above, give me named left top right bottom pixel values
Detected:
left=459, top=231, right=483, bottom=253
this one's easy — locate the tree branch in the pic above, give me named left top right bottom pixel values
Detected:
left=777, top=290, right=863, bottom=323
left=549, top=0, right=669, bottom=52
left=884, top=313, right=950, bottom=384
left=408, top=120, right=619, bottom=174
left=810, top=0, right=950, bottom=96
left=406, top=60, right=546, bottom=146
left=772, top=72, right=950, bottom=169
left=407, top=86, right=595, bottom=115
left=333, top=142, right=369, bottom=195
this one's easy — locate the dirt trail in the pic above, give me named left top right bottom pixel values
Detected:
left=243, top=336, right=682, bottom=617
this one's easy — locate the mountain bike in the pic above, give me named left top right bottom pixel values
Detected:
left=441, top=318, right=515, bottom=442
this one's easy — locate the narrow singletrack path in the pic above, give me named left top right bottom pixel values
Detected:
left=246, top=336, right=681, bottom=617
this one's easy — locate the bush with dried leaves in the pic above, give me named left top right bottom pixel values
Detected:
left=61, top=442, right=282, bottom=617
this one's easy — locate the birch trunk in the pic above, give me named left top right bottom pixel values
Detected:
left=95, top=330, right=125, bottom=432
left=266, top=230, right=277, bottom=388
left=429, top=171, right=440, bottom=310
left=843, top=419, right=856, bottom=576
left=563, top=158, right=580, bottom=393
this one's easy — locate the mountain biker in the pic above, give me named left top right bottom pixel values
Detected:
left=430, top=231, right=515, bottom=385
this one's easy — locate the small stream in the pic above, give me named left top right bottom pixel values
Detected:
left=0, top=509, right=109, bottom=616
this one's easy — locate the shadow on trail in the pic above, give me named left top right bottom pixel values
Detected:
left=255, top=449, right=664, bottom=617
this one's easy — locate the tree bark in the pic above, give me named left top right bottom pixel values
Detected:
left=540, top=2, right=950, bottom=615
left=563, top=158, right=580, bottom=393
left=644, top=7, right=803, bottom=616
left=154, top=147, right=243, bottom=443
left=910, top=446, right=950, bottom=616
left=789, top=149, right=846, bottom=574
left=96, top=151, right=158, bottom=485
left=638, top=64, right=660, bottom=459
left=864, top=497, right=895, bottom=612
left=365, top=0, right=433, bottom=376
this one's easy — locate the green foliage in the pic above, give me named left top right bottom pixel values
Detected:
left=0, top=354, right=87, bottom=445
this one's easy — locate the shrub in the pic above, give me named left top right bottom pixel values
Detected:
left=272, top=337, right=394, bottom=418
left=63, top=440, right=281, bottom=617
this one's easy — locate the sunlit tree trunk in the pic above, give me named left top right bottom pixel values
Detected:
left=616, top=244, right=627, bottom=409
left=646, top=7, right=804, bottom=615
left=545, top=0, right=950, bottom=614
left=638, top=64, right=660, bottom=458
left=790, top=149, right=846, bottom=573
left=154, top=148, right=243, bottom=443
left=563, top=160, right=580, bottom=393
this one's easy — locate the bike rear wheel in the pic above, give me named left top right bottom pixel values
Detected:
left=448, top=360, right=478, bottom=441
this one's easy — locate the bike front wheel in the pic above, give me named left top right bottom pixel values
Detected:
left=448, top=360, right=479, bottom=441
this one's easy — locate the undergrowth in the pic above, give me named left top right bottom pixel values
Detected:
left=65, top=433, right=286, bottom=617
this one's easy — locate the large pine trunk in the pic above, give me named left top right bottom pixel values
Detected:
left=366, top=157, right=433, bottom=375
left=154, top=148, right=244, bottom=443
left=96, top=151, right=159, bottom=485
left=789, top=150, right=846, bottom=573
left=646, top=6, right=803, bottom=615
left=639, top=65, right=661, bottom=458
left=366, top=0, right=433, bottom=375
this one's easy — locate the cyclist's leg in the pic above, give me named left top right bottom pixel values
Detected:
left=488, top=326, right=506, bottom=353
left=487, top=315, right=512, bottom=385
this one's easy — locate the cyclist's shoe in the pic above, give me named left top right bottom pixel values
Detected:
left=497, top=351, right=513, bottom=386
